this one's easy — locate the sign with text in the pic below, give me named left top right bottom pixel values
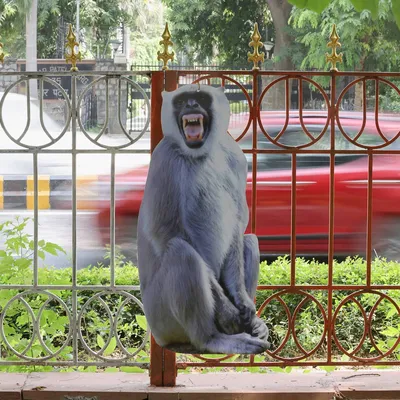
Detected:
left=19, top=61, right=96, bottom=99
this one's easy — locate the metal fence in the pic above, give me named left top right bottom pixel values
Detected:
left=1, top=67, right=400, bottom=385
left=0, top=71, right=151, bottom=369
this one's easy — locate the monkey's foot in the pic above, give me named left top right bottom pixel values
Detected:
left=250, top=315, right=270, bottom=344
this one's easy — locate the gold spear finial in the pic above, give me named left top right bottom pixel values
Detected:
left=326, top=24, right=343, bottom=72
left=0, top=42, right=5, bottom=64
left=248, top=23, right=265, bottom=70
left=65, top=24, right=82, bottom=72
left=157, top=23, right=175, bottom=70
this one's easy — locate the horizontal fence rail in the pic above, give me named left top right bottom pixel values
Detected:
left=0, top=68, right=400, bottom=383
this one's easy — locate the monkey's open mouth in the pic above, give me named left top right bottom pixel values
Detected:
left=182, top=114, right=204, bottom=142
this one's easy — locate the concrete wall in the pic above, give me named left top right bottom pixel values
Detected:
left=96, top=59, right=128, bottom=135
left=0, top=58, right=18, bottom=92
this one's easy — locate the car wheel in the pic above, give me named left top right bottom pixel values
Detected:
left=372, top=218, right=400, bottom=262
left=115, top=216, right=138, bottom=265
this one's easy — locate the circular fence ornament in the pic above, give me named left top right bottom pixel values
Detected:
left=257, top=76, right=330, bottom=149
left=77, top=290, right=150, bottom=361
left=336, top=77, right=400, bottom=149
left=257, top=289, right=327, bottom=362
left=77, top=76, right=150, bottom=149
left=0, top=77, right=71, bottom=149
left=0, top=290, right=72, bottom=361
left=333, top=290, right=400, bottom=361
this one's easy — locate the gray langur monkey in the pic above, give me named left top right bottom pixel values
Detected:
left=137, top=84, right=269, bottom=354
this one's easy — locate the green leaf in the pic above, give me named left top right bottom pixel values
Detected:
left=42, top=243, right=64, bottom=256
left=103, top=337, right=117, bottom=356
left=305, top=0, right=331, bottom=13
left=350, top=0, right=379, bottom=19
left=38, top=251, right=45, bottom=260
left=287, top=0, right=308, bottom=7
left=97, top=334, right=105, bottom=349
left=393, top=0, right=400, bottom=29
left=381, top=326, right=399, bottom=337
left=387, top=307, right=398, bottom=319
left=104, top=367, right=119, bottom=373
left=287, top=0, right=330, bottom=13
left=135, top=315, right=148, bottom=331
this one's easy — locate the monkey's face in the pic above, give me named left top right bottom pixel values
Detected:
left=173, top=91, right=212, bottom=148
left=161, top=84, right=230, bottom=157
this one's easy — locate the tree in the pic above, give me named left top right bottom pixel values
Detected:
left=0, top=0, right=140, bottom=60
left=162, top=0, right=271, bottom=67
left=265, top=0, right=294, bottom=70
left=288, top=0, right=400, bottom=29
left=129, top=0, right=167, bottom=64
left=290, top=0, right=400, bottom=72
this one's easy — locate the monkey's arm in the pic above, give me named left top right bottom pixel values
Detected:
left=220, top=240, right=257, bottom=329
left=207, top=269, right=242, bottom=335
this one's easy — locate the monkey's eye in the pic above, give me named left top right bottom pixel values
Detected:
left=174, top=98, right=185, bottom=108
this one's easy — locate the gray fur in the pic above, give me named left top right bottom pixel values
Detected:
left=137, top=84, right=269, bottom=354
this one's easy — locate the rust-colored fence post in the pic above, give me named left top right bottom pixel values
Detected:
left=149, top=69, right=178, bottom=387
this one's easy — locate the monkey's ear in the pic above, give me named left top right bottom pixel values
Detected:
left=161, top=90, right=172, bottom=100
left=218, top=86, right=225, bottom=93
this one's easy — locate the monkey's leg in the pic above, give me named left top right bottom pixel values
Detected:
left=243, top=234, right=269, bottom=342
left=243, top=234, right=260, bottom=299
left=209, top=272, right=242, bottom=335
left=220, top=240, right=258, bottom=328
left=158, top=237, right=269, bottom=354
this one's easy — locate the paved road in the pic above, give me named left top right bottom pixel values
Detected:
left=0, top=210, right=109, bottom=269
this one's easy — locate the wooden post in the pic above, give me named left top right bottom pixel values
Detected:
left=149, top=70, right=178, bottom=387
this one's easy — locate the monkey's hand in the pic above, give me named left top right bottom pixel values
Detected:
left=215, top=298, right=242, bottom=335
left=237, top=294, right=257, bottom=329
left=249, top=315, right=269, bottom=344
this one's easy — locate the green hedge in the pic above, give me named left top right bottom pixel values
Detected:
left=0, top=217, right=399, bottom=372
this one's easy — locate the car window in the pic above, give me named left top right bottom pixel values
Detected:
left=241, top=124, right=389, bottom=171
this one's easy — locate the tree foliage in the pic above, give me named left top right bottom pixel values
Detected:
left=0, top=0, right=140, bottom=59
left=129, top=0, right=167, bottom=64
left=288, top=0, right=400, bottom=28
left=162, top=0, right=272, bottom=66
left=289, top=0, right=400, bottom=71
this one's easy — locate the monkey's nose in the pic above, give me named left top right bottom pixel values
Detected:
left=187, top=99, right=199, bottom=108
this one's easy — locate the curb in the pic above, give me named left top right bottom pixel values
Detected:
left=0, top=175, right=99, bottom=210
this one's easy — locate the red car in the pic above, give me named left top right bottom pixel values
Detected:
left=95, top=112, right=400, bottom=262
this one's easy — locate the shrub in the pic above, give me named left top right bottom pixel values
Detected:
left=0, top=217, right=399, bottom=372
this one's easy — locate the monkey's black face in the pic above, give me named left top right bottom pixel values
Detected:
left=173, top=91, right=213, bottom=148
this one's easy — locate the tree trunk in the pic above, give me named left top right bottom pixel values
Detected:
left=263, top=0, right=294, bottom=110
left=26, top=0, right=38, bottom=99
left=354, top=57, right=366, bottom=112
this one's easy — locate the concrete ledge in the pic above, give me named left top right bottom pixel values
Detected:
left=1, top=371, right=400, bottom=400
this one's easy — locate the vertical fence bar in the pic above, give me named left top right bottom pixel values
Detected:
left=71, top=74, right=78, bottom=364
left=251, top=70, right=258, bottom=234
left=366, top=151, right=373, bottom=286
left=149, top=70, right=178, bottom=387
left=110, top=151, right=116, bottom=287
left=290, top=152, right=297, bottom=286
left=291, top=77, right=299, bottom=285
left=249, top=69, right=259, bottom=367
left=33, top=150, right=39, bottom=287
left=327, top=71, right=336, bottom=363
